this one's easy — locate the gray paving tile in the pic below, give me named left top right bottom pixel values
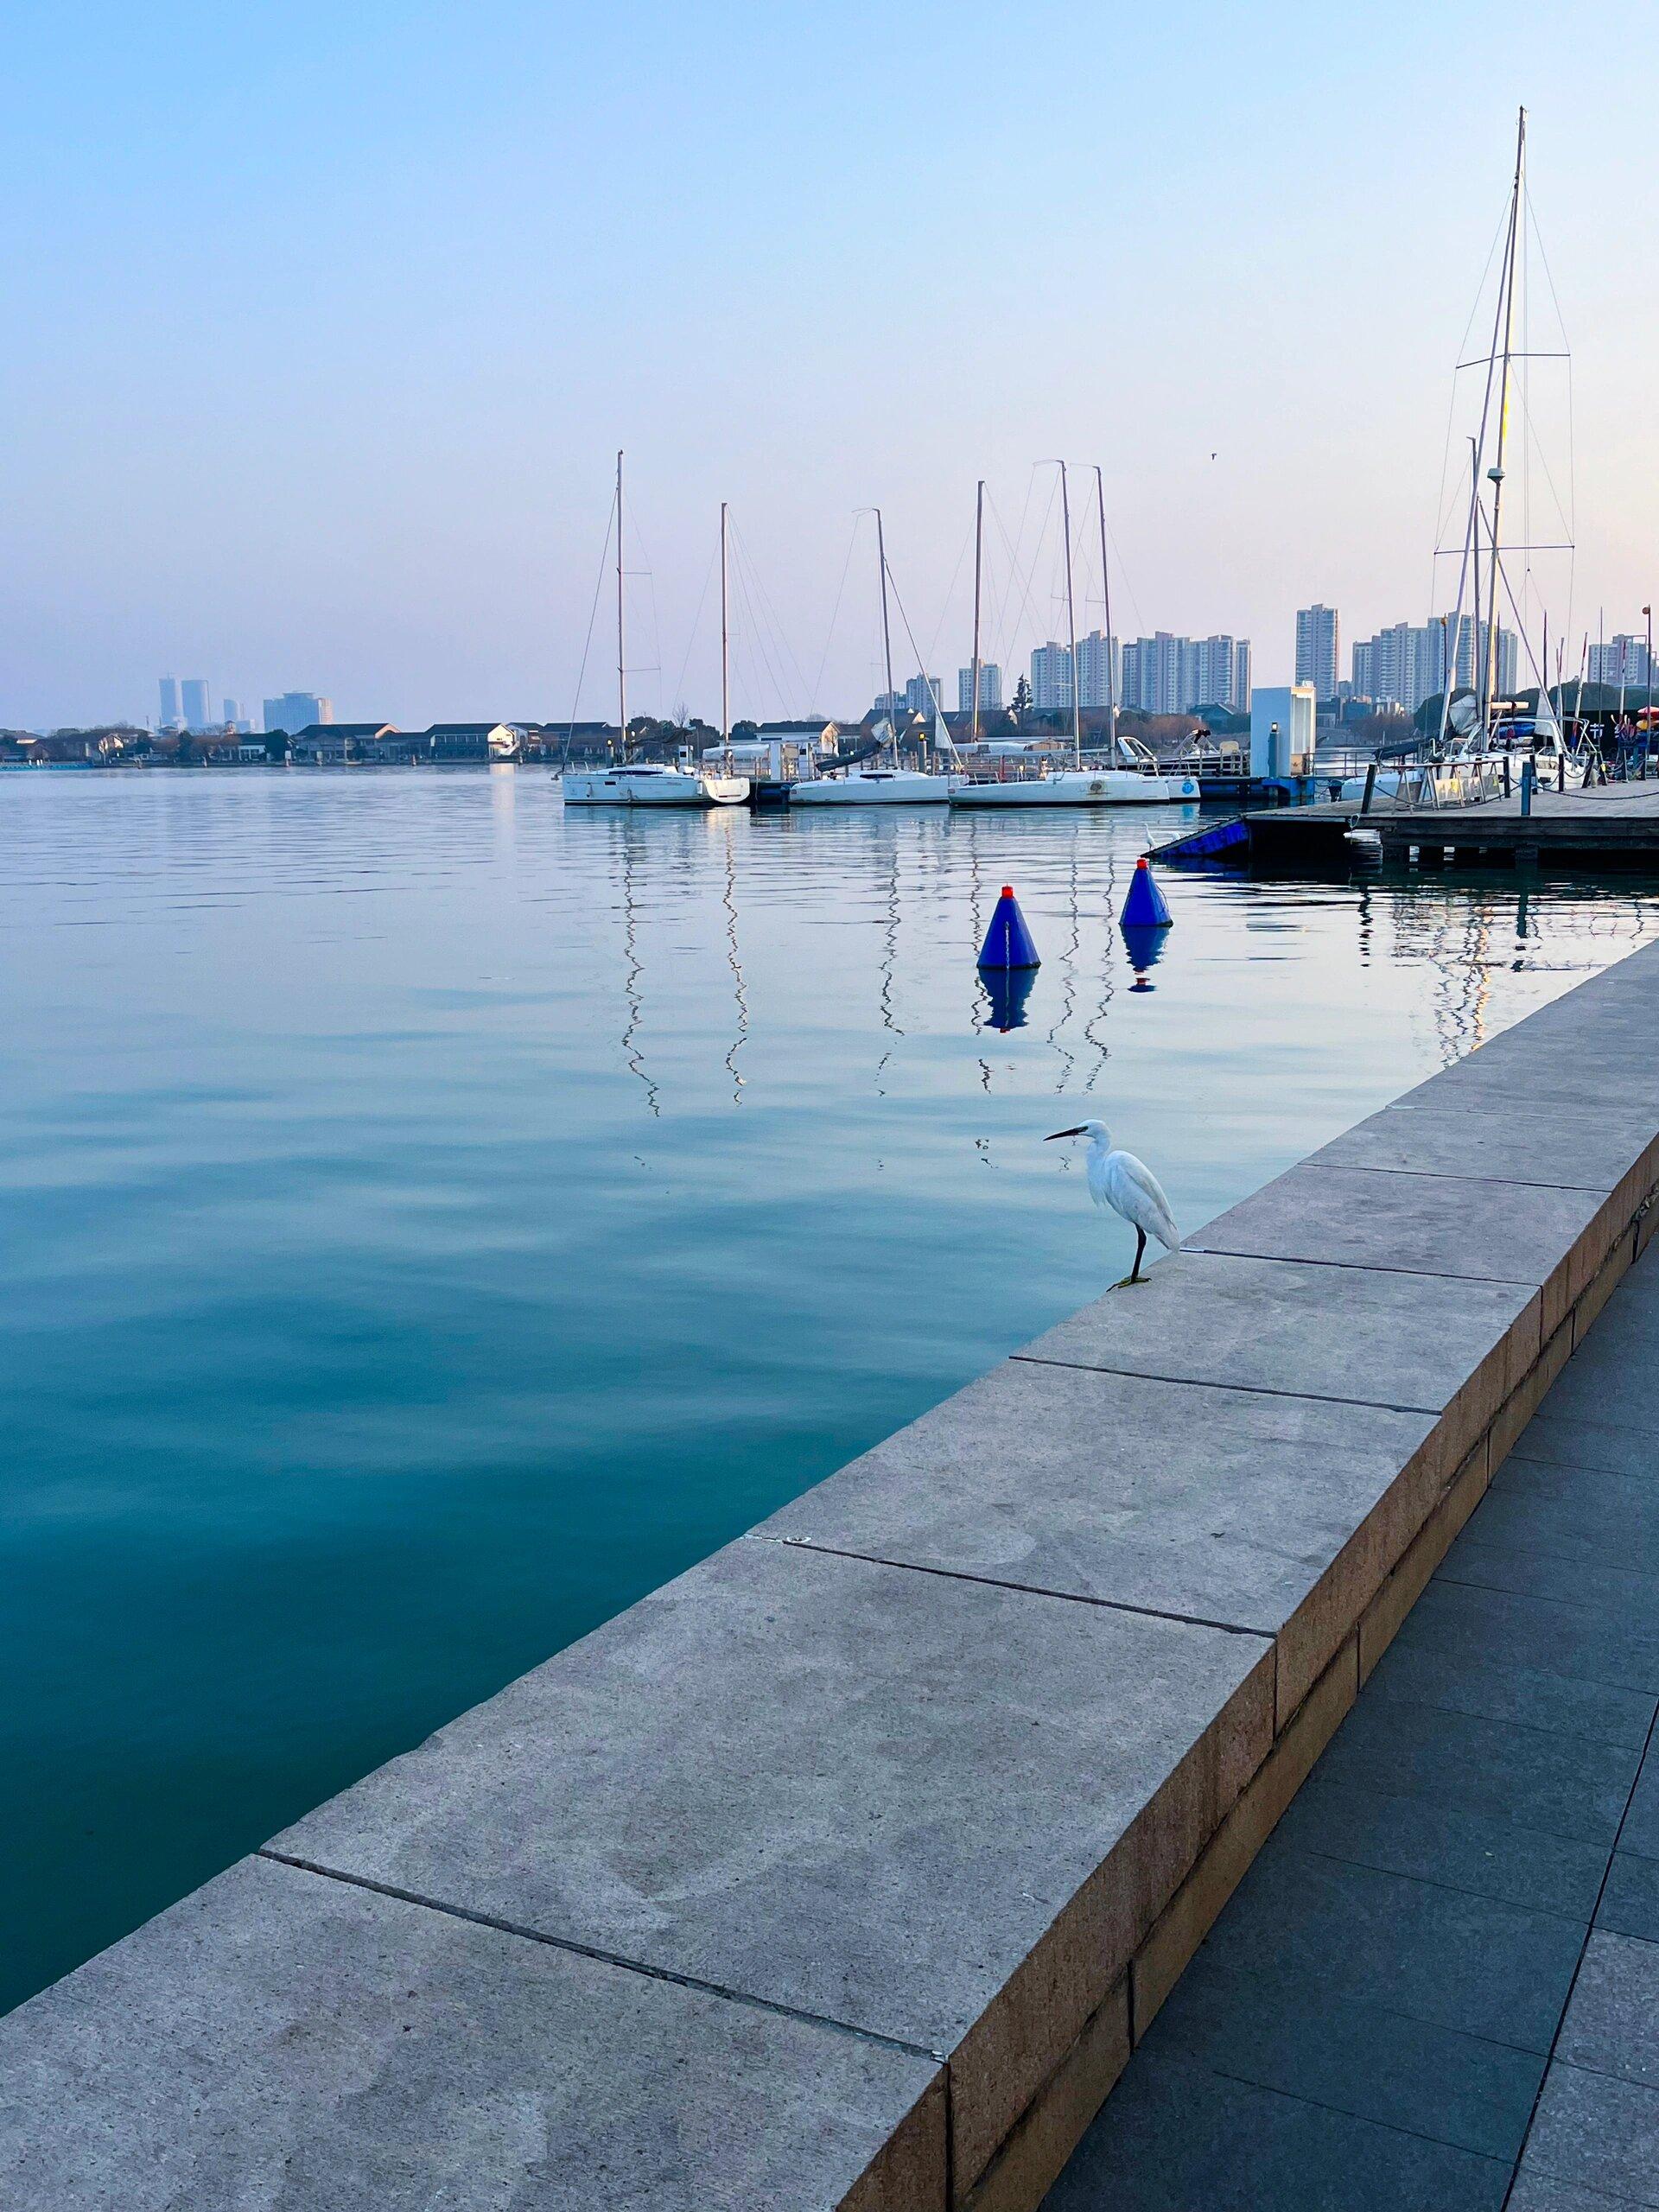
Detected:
left=1502, top=1412, right=1659, bottom=1478
left=1509, top=2164, right=1659, bottom=2209
left=1276, top=1770, right=1605, bottom=1922
left=1175, top=1841, right=1584, bottom=2053
left=1149, top=1957, right=1544, bottom=2158
left=1470, top=1458, right=1659, bottom=1576
left=1417, top=1566, right=1659, bottom=1694
left=1186, top=1161, right=1607, bottom=1336
left=1599, top=1853, right=1659, bottom=1945
left=1438, top=1539, right=1659, bottom=1645
left=1310, top=1098, right=1654, bottom=1198
left=0, top=1855, right=946, bottom=2212
left=759, top=1356, right=1445, bottom=1717
left=1040, top=2048, right=1510, bottom=2211
left=1524, top=2061, right=1659, bottom=2208
left=270, top=1537, right=1272, bottom=2196
left=1311, top=1689, right=1638, bottom=1847
left=1016, top=1249, right=1537, bottom=1466
left=1558, top=1929, right=1659, bottom=2089
left=1365, top=1632, right=1656, bottom=1751
left=1533, top=1354, right=1659, bottom=1438
left=1623, top=1749, right=1659, bottom=1860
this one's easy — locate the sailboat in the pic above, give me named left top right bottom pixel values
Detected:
left=563, top=456, right=750, bottom=809
left=1340, top=110, right=1577, bottom=805
left=952, top=464, right=1196, bottom=806
left=791, top=509, right=957, bottom=804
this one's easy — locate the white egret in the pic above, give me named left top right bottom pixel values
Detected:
left=1046, top=1119, right=1180, bottom=1285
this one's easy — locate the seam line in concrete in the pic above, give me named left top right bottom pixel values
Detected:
left=750, top=1533, right=1279, bottom=1646
left=256, top=1849, right=946, bottom=2065
left=1302, top=1160, right=1619, bottom=1197
left=1497, top=1699, right=1659, bottom=2209
left=1280, top=1834, right=1603, bottom=1929
left=1441, top=1536, right=1659, bottom=1593
left=1168, top=2053, right=1515, bottom=2170
left=1514, top=1408, right=1659, bottom=1445
left=1183, top=1243, right=1546, bottom=1292
left=1008, top=1351, right=1448, bottom=1420
left=1365, top=1685, right=1659, bottom=1758
left=1397, top=1615, right=1659, bottom=1707
left=1433, top=1565, right=1659, bottom=1620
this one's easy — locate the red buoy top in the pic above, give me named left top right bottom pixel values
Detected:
left=1001, top=885, right=1014, bottom=899
left=1135, top=856, right=1149, bottom=870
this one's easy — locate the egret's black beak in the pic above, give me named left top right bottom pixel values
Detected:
left=1046, top=1126, right=1087, bottom=1141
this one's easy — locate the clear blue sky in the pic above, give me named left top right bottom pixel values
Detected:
left=3, top=0, right=1655, bottom=728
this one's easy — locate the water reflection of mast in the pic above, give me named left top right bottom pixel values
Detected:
left=721, top=814, right=747, bottom=1105
left=1082, top=842, right=1118, bottom=1088
left=618, top=822, right=661, bottom=1116
left=874, top=820, right=904, bottom=1096
left=1046, top=833, right=1079, bottom=1092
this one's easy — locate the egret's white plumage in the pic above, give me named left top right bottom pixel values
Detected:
left=1046, top=1118, right=1179, bottom=1282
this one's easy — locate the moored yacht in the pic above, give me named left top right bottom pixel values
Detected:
left=563, top=756, right=748, bottom=807
left=950, top=463, right=1198, bottom=806
left=791, top=510, right=958, bottom=804
left=558, top=461, right=750, bottom=808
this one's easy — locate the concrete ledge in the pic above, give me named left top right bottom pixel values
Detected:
left=0, top=1854, right=948, bottom=2212
left=8, top=938, right=1659, bottom=2208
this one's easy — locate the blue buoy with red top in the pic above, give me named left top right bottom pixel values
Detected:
left=977, top=884, right=1039, bottom=969
left=1119, top=855, right=1173, bottom=929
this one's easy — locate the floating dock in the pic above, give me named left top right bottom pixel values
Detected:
left=1192, top=783, right=1659, bottom=872
left=8, top=952, right=1659, bottom=2209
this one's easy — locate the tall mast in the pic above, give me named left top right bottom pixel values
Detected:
left=615, top=450, right=627, bottom=753
left=1470, top=440, right=1484, bottom=730
left=719, top=500, right=729, bottom=747
left=969, top=480, right=984, bottom=749
left=875, top=507, right=898, bottom=764
left=1484, top=106, right=1526, bottom=729
left=1059, top=461, right=1080, bottom=766
left=1093, top=464, right=1117, bottom=760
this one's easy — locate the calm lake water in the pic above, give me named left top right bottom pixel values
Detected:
left=6, top=766, right=1658, bottom=2013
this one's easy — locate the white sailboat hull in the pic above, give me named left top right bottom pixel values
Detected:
left=950, top=770, right=1195, bottom=806
left=790, top=770, right=957, bottom=805
left=562, top=769, right=750, bottom=807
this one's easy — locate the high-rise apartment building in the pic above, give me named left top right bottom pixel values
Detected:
left=1072, top=631, right=1121, bottom=713
left=1033, top=631, right=1249, bottom=717
left=1453, top=617, right=1517, bottom=699
left=1588, top=636, right=1653, bottom=694
left=263, top=692, right=333, bottom=735
left=903, top=673, right=943, bottom=715
left=957, top=663, right=1004, bottom=712
left=1294, top=605, right=1340, bottom=700
left=158, top=676, right=181, bottom=729
left=180, top=678, right=214, bottom=730
left=1030, top=641, right=1074, bottom=713
left=1350, top=615, right=1516, bottom=710
left=1118, top=633, right=1249, bottom=714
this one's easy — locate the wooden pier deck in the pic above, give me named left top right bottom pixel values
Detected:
left=1244, top=782, right=1659, bottom=868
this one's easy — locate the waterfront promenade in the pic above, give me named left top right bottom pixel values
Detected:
left=1049, top=1221, right=1659, bottom=2208
left=7, top=944, right=1659, bottom=2208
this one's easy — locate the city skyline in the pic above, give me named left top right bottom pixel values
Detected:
left=3, top=5, right=1654, bottom=730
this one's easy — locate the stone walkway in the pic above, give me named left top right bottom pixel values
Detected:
left=1046, top=1237, right=1659, bottom=2210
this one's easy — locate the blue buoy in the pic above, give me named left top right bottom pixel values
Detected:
left=1120, top=855, right=1172, bottom=929
left=977, top=883, right=1039, bottom=969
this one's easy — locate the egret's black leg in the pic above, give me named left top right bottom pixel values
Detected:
left=1130, top=1227, right=1147, bottom=1283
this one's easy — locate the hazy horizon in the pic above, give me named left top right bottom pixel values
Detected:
left=4, top=0, right=1655, bottom=732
